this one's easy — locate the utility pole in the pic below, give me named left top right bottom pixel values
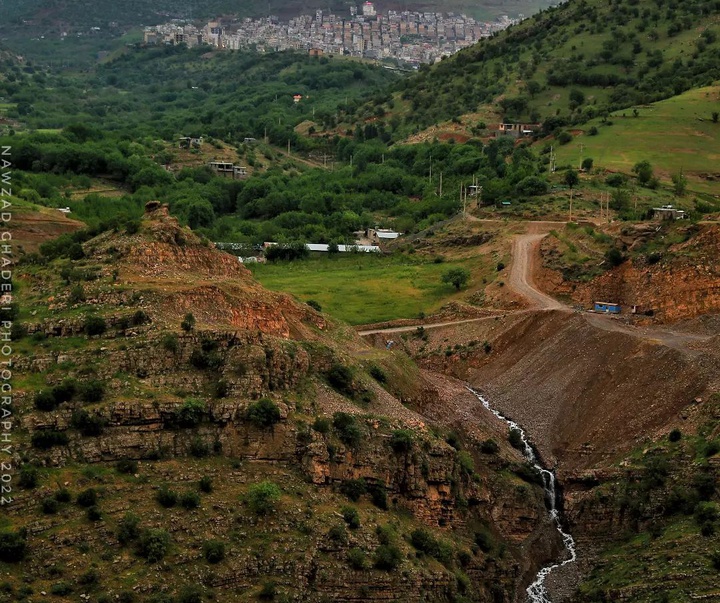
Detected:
left=578, top=143, right=584, bottom=170
left=569, top=187, right=573, bottom=223
left=287, top=140, right=290, bottom=155
left=439, top=172, right=443, bottom=197
left=549, top=146, right=556, bottom=173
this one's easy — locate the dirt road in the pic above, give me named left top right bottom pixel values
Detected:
left=509, top=234, right=567, bottom=311
left=357, top=316, right=497, bottom=336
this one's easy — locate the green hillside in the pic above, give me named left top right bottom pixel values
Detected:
left=553, top=85, right=720, bottom=191
left=384, top=0, right=720, bottom=134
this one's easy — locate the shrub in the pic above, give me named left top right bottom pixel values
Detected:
left=604, top=247, right=625, bottom=267
left=390, top=429, right=413, bottom=453
left=199, top=476, right=213, bottom=493
left=514, top=463, right=544, bottom=486
left=341, top=506, right=361, bottom=529
left=76, top=488, right=98, bottom=507
left=181, top=313, right=195, bottom=332
left=161, top=333, right=179, bottom=353
left=328, top=524, right=348, bottom=544
left=52, top=379, right=77, bottom=404
left=306, top=299, right=322, bottom=312
left=189, top=437, right=209, bottom=458
left=369, top=484, right=388, bottom=510
left=131, top=310, right=149, bottom=326
left=340, top=479, right=367, bottom=502
left=137, top=528, right=170, bottom=562
left=178, top=586, right=203, bottom=603
left=179, top=491, right=200, bottom=510
left=18, top=465, right=39, bottom=489
left=50, top=582, right=73, bottom=596
left=668, top=429, right=682, bottom=443
left=116, top=459, right=138, bottom=475
left=34, top=390, right=58, bottom=411
left=79, top=380, right=105, bottom=403
left=508, top=428, right=524, bottom=450
left=171, top=399, right=206, bottom=428
left=117, top=513, right=140, bottom=545
left=156, top=486, right=178, bottom=508
left=441, top=267, right=470, bottom=290
left=246, top=398, right=281, bottom=429
left=78, top=568, right=100, bottom=586
left=474, top=529, right=493, bottom=553
left=496, top=262, right=505, bottom=271
left=369, top=364, right=387, bottom=383
left=0, top=529, right=27, bottom=562
left=84, top=315, right=107, bottom=336
left=605, top=174, right=627, bottom=188
left=31, top=430, right=69, bottom=449
left=347, top=547, right=368, bottom=569
left=54, top=488, right=71, bottom=503
left=312, top=416, right=331, bottom=434
left=71, top=410, right=106, bottom=436
left=246, top=481, right=282, bottom=515
left=374, top=544, right=403, bottom=571
left=333, top=412, right=363, bottom=448
left=411, top=528, right=440, bottom=557
left=87, top=506, right=102, bottom=521
left=203, top=539, right=226, bottom=564
left=41, top=497, right=59, bottom=514
left=327, top=364, right=354, bottom=396
left=480, top=439, right=499, bottom=454
left=456, top=450, right=475, bottom=475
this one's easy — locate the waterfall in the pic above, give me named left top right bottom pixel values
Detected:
left=467, top=387, right=577, bottom=603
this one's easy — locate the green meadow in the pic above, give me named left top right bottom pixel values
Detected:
left=249, top=253, right=488, bottom=325
left=553, top=86, right=720, bottom=193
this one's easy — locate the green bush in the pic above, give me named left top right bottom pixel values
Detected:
left=410, top=528, right=440, bottom=557
left=374, top=544, right=403, bottom=571
left=203, top=539, right=226, bottom=564
left=178, top=585, right=203, bottom=603
left=116, top=459, right=138, bottom=474
left=306, top=299, right=322, bottom=312
left=246, top=398, right=281, bottom=429
left=18, top=465, right=39, bottom=489
left=71, top=409, right=106, bottom=436
left=508, top=428, right=524, bottom=450
left=76, top=488, right=98, bottom=507
left=50, top=582, right=73, bottom=596
left=369, top=364, right=387, bottom=383
left=328, top=524, right=347, bottom=544
left=79, top=380, right=105, bottom=403
left=333, top=412, right=363, bottom=448
left=31, top=430, right=69, bottom=449
left=54, top=488, right=71, bottom=503
left=199, top=476, right=213, bottom=493
left=156, top=486, right=178, bottom=508
left=480, top=439, right=499, bottom=454
left=341, top=506, right=361, bottom=529
left=312, top=416, right=331, bottom=434
left=327, top=363, right=355, bottom=396
left=456, top=450, right=475, bottom=475
left=78, top=568, right=100, bottom=586
left=161, top=333, right=179, bottom=353
left=390, top=429, right=413, bottom=453
left=474, top=529, right=493, bottom=553
left=84, top=315, right=107, bottom=336
left=369, top=484, right=388, bottom=510
left=668, top=429, right=682, bottom=443
left=181, top=313, right=195, bottom=332
left=87, top=506, right=103, bottom=521
left=34, top=390, right=58, bottom=411
left=340, top=479, right=367, bottom=502
left=137, top=528, right=170, bottom=562
left=0, top=529, right=27, bottom=562
left=117, top=513, right=141, bottom=545
left=41, top=497, right=59, bottom=514
left=171, top=399, right=206, bottom=428
left=258, top=580, right=277, bottom=600
left=347, top=547, right=368, bottom=569
left=179, top=491, right=200, bottom=510
left=189, top=437, right=210, bottom=458
left=52, top=379, right=77, bottom=404
left=246, top=481, right=282, bottom=515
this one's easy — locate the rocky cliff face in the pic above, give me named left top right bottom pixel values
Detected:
left=6, top=205, right=559, bottom=603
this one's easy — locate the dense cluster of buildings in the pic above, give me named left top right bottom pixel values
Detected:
left=143, top=2, right=520, bottom=65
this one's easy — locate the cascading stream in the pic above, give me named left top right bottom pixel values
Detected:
left=467, top=387, right=577, bottom=603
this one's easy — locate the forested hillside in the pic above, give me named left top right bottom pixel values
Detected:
left=382, top=0, right=720, bottom=133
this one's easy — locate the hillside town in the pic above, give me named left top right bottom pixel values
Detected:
left=142, top=2, right=519, bottom=65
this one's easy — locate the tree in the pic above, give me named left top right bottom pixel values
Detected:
left=246, top=481, right=282, bottom=515
left=712, top=112, right=719, bottom=124
left=181, top=312, right=195, bottom=332
left=581, top=158, right=594, bottom=171
left=246, top=398, right=281, bottom=429
left=672, top=171, right=687, bottom=197
left=632, top=160, right=654, bottom=186
left=441, top=267, right=470, bottom=290
left=564, top=169, right=579, bottom=189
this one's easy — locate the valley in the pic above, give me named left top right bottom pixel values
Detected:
left=2, top=0, right=720, bottom=601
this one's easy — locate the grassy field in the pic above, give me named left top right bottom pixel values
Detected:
left=552, top=86, right=720, bottom=194
left=248, top=253, right=489, bottom=325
